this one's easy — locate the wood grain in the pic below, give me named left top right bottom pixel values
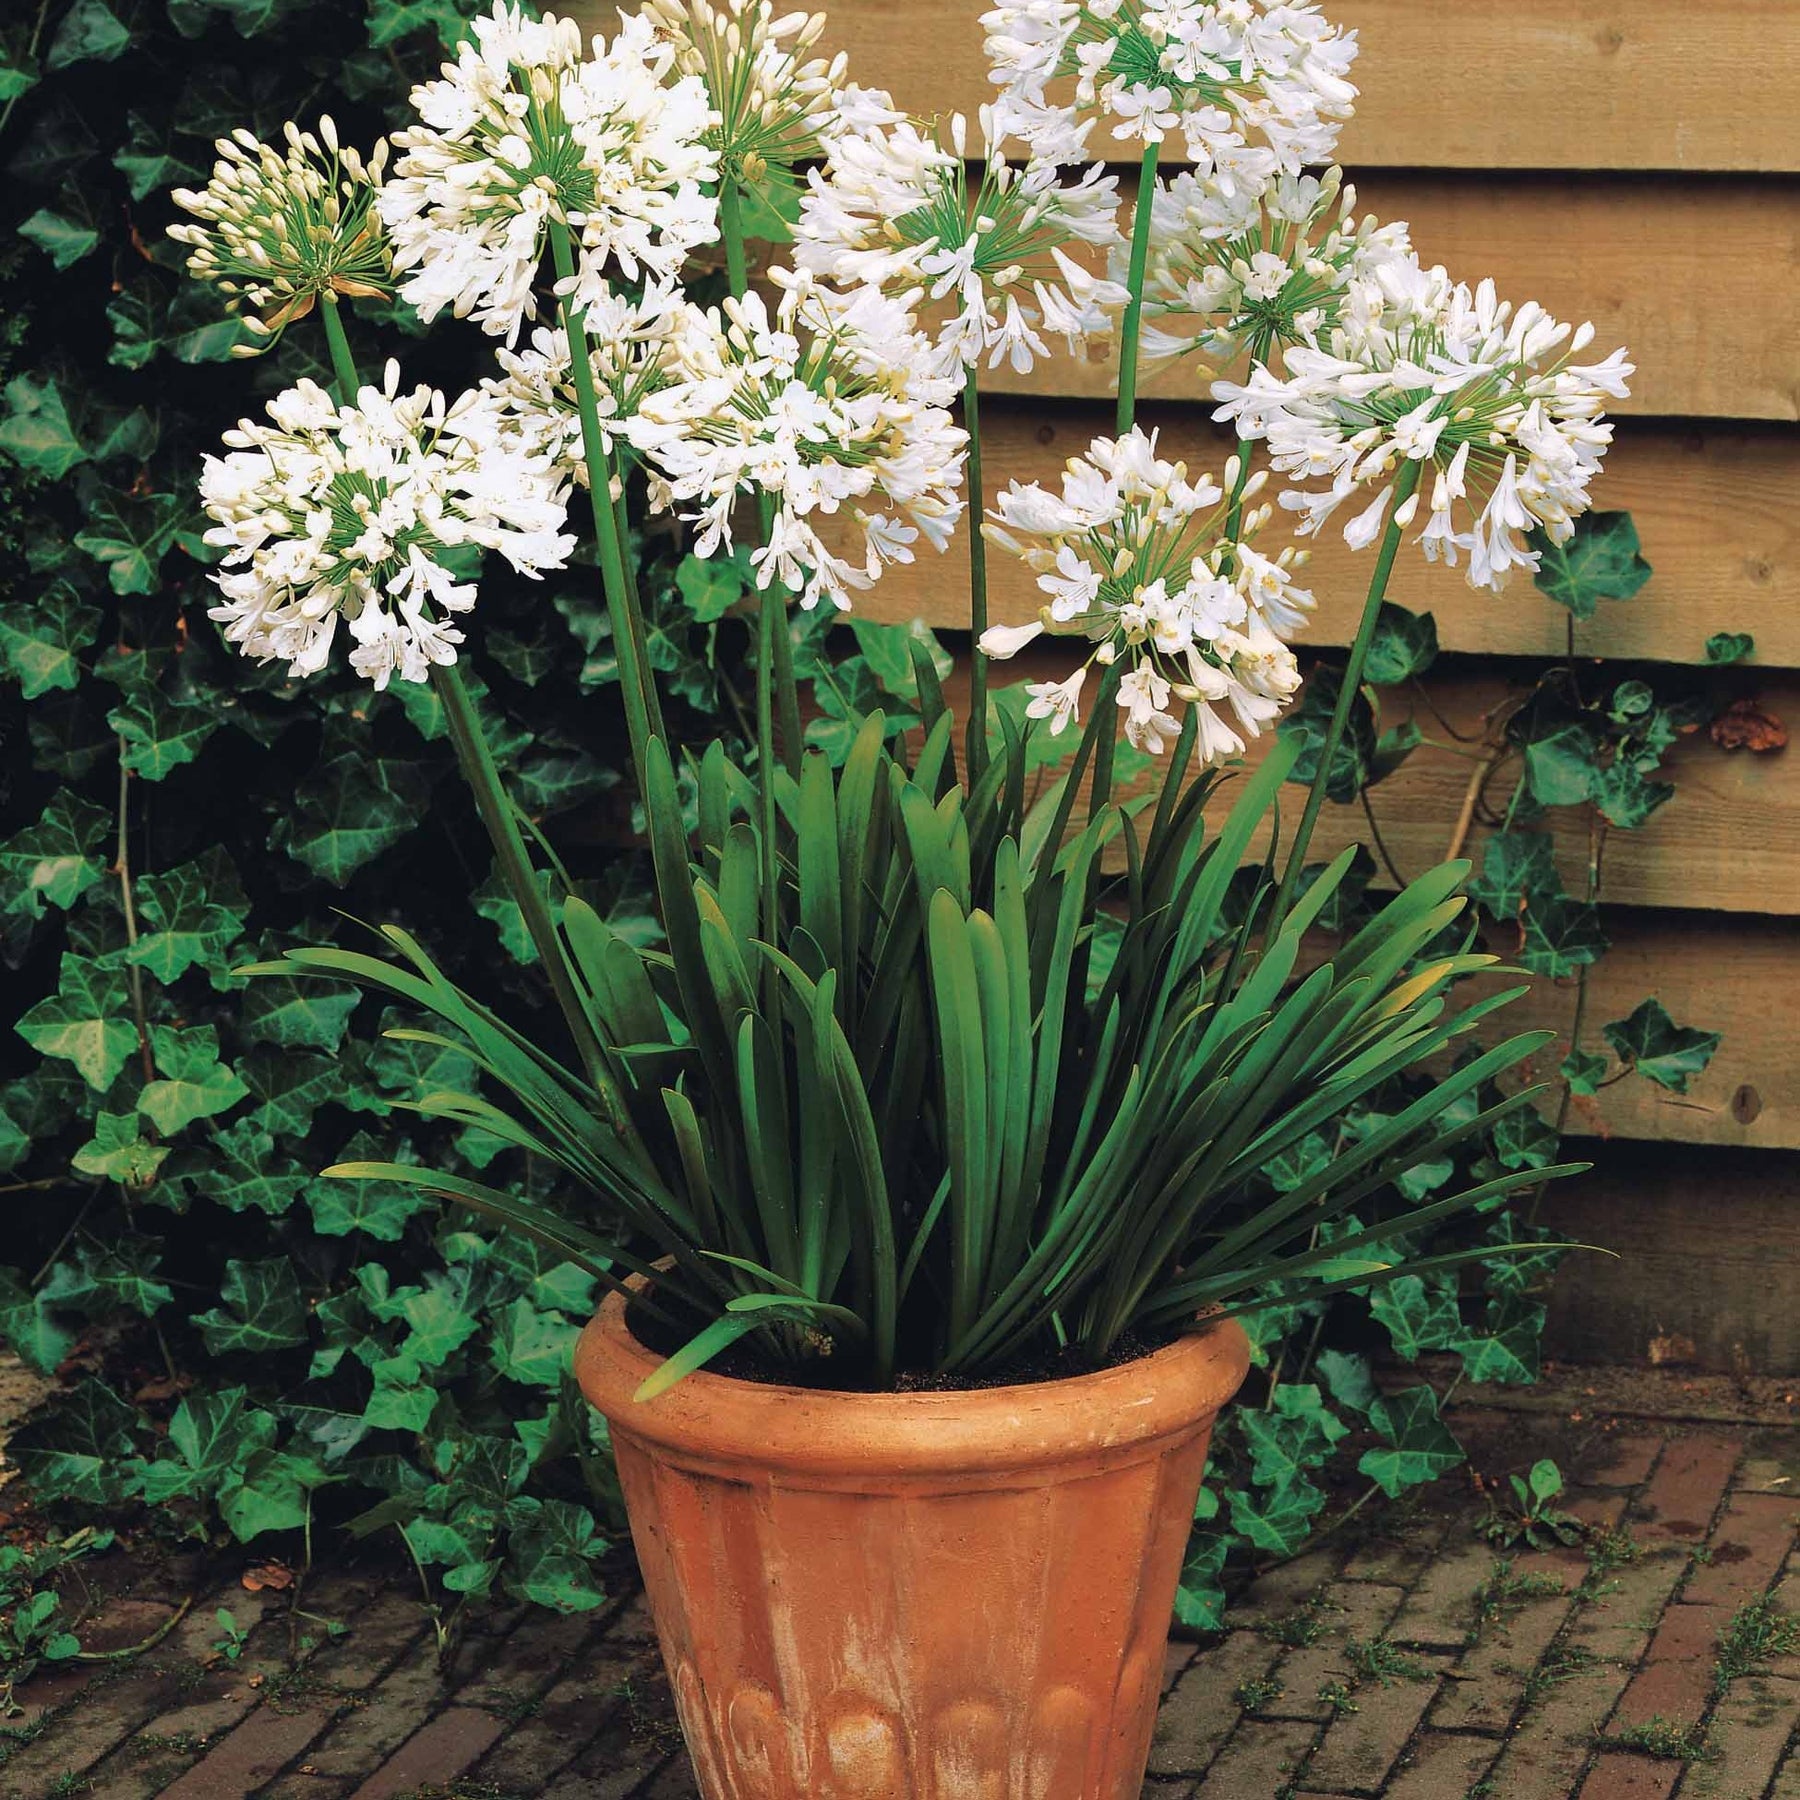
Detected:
left=781, top=0, right=1800, bottom=174
left=970, top=173, right=1799, bottom=425
left=849, top=408, right=1800, bottom=667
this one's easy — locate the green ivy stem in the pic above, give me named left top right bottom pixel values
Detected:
left=962, top=369, right=992, bottom=779
left=1114, top=141, right=1162, bottom=435
left=545, top=217, right=666, bottom=788
left=113, top=760, right=154, bottom=1083
left=1269, top=458, right=1424, bottom=934
left=319, top=295, right=607, bottom=1088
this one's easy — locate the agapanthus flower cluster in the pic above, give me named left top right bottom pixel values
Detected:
left=795, top=108, right=1127, bottom=376
left=637, top=271, right=968, bottom=610
left=643, top=0, right=848, bottom=189
left=1215, top=258, right=1634, bottom=591
left=479, top=281, right=714, bottom=468
left=199, top=365, right=574, bottom=689
left=377, top=2, right=718, bottom=341
left=169, top=119, right=390, bottom=348
left=980, top=428, right=1309, bottom=757
left=981, top=0, right=1358, bottom=180
left=1135, top=167, right=1412, bottom=370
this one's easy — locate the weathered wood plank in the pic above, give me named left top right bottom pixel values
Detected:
left=853, top=407, right=1800, bottom=667
left=971, top=173, right=1798, bottom=424
left=1544, top=1147, right=1800, bottom=1374
left=788, top=0, right=1800, bottom=174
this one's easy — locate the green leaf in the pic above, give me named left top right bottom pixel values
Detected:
left=1491, top=1104, right=1560, bottom=1173
left=1369, top=1275, right=1463, bottom=1360
left=1705, top=633, right=1754, bottom=667
left=1602, top=999, right=1722, bottom=1095
left=219, top=1448, right=330, bottom=1540
left=131, top=1388, right=273, bottom=1505
left=1531, top=512, right=1652, bottom=620
left=192, top=1258, right=308, bottom=1354
left=0, top=376, right=88, bottom=480
left=138, top=1026, right=248, bottom=1134
left=1365, top=604, right=1438, bottom=686
left=1455, top=1299, right=1546, bottom=1386
left=112, top=111, right=204, bottom=202
left=0, top=56, right=38, bottom=103
left=1521, top=725, right=1599, bottom=809
left=238, top=1048, right=351, bottom=1139
left=364, top=0, right=483, bottom=48
left=1237, top=1385, right=1347, bottom=1487
left=1561, top=1049, right=1609, bottom=1097
left=75, top=493, right=185, bottom=597
left=1359, top=1387, right=1465, bottom=1497
left=1468, top=832, right=1560, bottom=924
left=239, top=959, right=360, bottom=1050
left=1591, top=758, right=1674, bottom=832
left=399, top=1274, right=482, bottom=1368
left=308, top=1176, right=430, bottom=1243
left=0, top=791, right=110, bottom=925
left=489, top=1300, right=579, bottom=1391
left=0, top=1269, right=77, bottom=1376
left=0, top=583, right=102, bottom=698
left=19, top=207, right=99, bottom=271
left=45, top=0, right=133, bottom=67
left=1279, top=668, right=1376, bottom=804
left=1314, top=1349, right=1377, bottom=1415
left=1172, top=1528, right=1231, bottom=1632
left=1519, top=895, right=1609, bottom=979
left=181, top=1120, right=310, bottom=1217
left=72, top=1111, right=170, bottom=1185
left=8, top=1380, right=139, bottom=1504
left=128, top=850, right=252, bottom=984
left=1227, top=1474, right=1325, bottom=1557
left=17, top=954, right=139, bottom=1089
left=472, top=862, right=561, bottom=965
left=504, top=1498, right=607, bottom=1612
left=271, top=751, right=433, bottom=884
left=675, top=549, right=752, bottom=622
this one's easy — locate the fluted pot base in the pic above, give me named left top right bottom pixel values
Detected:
left=576, top=1290, right=1251, bottom=1800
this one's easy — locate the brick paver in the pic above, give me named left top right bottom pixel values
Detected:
left=5, top=1414, right=1799, bottom=1800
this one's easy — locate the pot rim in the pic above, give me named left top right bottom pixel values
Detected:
left=574, top=1276, right=1251, bottom=1480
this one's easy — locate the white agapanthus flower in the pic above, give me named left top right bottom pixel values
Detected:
left=642, top=0, right=848, bottom=188
left=479, top=280, right=716, bottom=471
left=638, top=270, right=968, bottom=611
left=1135, top=167, right=1412, bottom=371
left=794, top=108, right=1127, bottom=377
left=980, top=427, right=1309, bottom=758
left=169, top=118, right=390, bottom=347
left=200, top=364, right=574, bottom=689
left=981, top=0, right=1358, bottom=182
left=1214, top=256, right=1634, bottom=591
left=377, top=2, right=719, bottom=341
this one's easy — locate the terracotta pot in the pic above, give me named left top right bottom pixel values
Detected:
left=575, top=1287, right=1250, bottom=1800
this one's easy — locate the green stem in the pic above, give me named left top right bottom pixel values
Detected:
left=963, top=369, right=991, bottom=781
left=435, top=662, right=607, bottom=1088
left=1269, top=460, right=1423, bottom=933
left=319, top=295, right=360, bottom=405
left=547, top=217, right=665, bottom=794
left=1115, top=141, right=1162, bottom=436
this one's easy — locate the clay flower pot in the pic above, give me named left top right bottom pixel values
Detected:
left=576, top=1285, right=1250, bottom=1799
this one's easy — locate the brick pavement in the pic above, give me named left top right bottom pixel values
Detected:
left=3, top=1414, right=1797, bottom=1799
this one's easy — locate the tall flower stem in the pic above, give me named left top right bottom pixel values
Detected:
left=1114, top=141, right=1162, bottom=435
left=962, top=369, right=991, bottom=780
left=317, top=296, right=606, bottom=1087
left=1269, top=460, right=1423, bottom=933
left=546, top=218, right=666, bottom=792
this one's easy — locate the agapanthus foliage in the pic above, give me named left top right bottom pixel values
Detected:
left=1215, top=261, right=1635, bottom=589
left=982, top=0, right=1359, bottom=178
left=980, top=428, right=1307, bottom=755
left=170, top=119, right=392, bottom=347
left=638, top=272, right=968, bottom=609
left=200, top=365, right=574, bottom=687
left=795, top=108, right=1127, bottom=375
left=378, top=3, right=719, bottom=339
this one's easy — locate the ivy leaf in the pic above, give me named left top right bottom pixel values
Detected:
left=17, top=954, right=139, bottom=1090
left=1314, top=1349, right=1377, bottom=1416
left=29, top=691, right=113, bottom=779
left=0, top=791, right=111, bottom=925
left=138, top=1026, right=248, bottom=1135
left=1358, top=1387, right=1465, bottom=1497
left=8, top=1379, right=140, bottom=1504
left=128, top=850, right=252, bottom=983
left=0, top=582, right=102, bottom=697
left=674, top=549, right=752, bottom=623
left=219, top=1448, right=331, bottom=1540
left=472, top=863, right=560, bottom=965
left=1468, top=831, right=1560, bottom=924
left=1519, top=895, right=1609, bottom=979
left=399, top=1273, right=482, bottom=1368
left=504, top=1498, right=607, bottom=1612
left=1227, top=1474, right=1325, bottom=1558
left=1705, top=633, right=1754, bottom=667
left=1365, top=604, right=1438, bottom=686
left=238, top=1048, right=351, bottom=1139
left=1521, top=725, right=1599, bottom=808
left=1590, top=758, right=1675, bottom=833
left=74, top=492, right=185, bottom=596
left=180, top=1120, right=310, bottom=1217
left=239, top=962, right=360, bottom=1051
left=510, top=745, right=612, bottom=819
left=1279, top=667, right=1376, bottom=804
left=130, top=1387, right=273, bottom=1505
left=850, top=619, right=953, bottom=697
left=0, top=375, right=88, bottom=480
left=0, top=1269, right=77, bottom=1376
left=0, top=55, right=38, bottom=103
left=192, top=1258, right=308, bottom=1354
left=1370, top=1274, right=1463, bottom=1360
left=1491, top=1104, right=1560, bottom=1173
left=72, top=1111, right=171, bottom=1185
left=19, top=206, right=99, bottom=271
left=1602, top=999, right=1722, bottom=1095
left=1237, top=1385, right=1347, bottom=1488
left=1172, top=1526, right=1231, bottom=1632
left=45, top=0, right=133, bottom=68
left=308, top=1176, right=430, bottom=1243
left=112, top=111, right=204, bottom=202
left=1455, top=1299, right=1547, bottom=1387
left=364, top=0, right=483, bottom=48
left=1531, top=513, right=1652, bottom=620
left=1561, top=1049, right=1609, bottom=1097
left=489, top=1299, right=579, bottom=1391
left=271, top=751, right=433, bottom=884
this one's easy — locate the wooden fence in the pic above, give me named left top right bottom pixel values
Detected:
left=589, top=0, right=1800, bottom=1371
